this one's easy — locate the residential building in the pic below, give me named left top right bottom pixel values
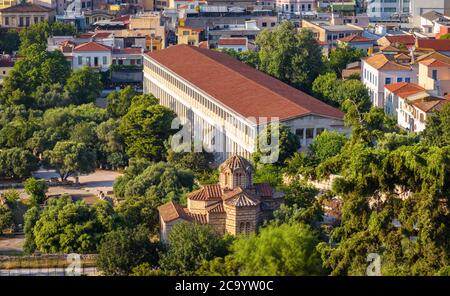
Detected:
left=329, top=0, right=369, bottom=27
left=361, top=53, right=417, bottom=107
left=385, top=82, right=448, bottom=132
left=0, top=2, right=54, bottom=28
left=418, top=57, right=450, bottom=97
left=143, top=45, right=347, bottom=161
left=0, top=54, right=15, bottom=88
left=276, top=0, right=315, bottom=14
left=176, top=25, right=205, bottom=46
left=337, top=34, right=374, bottom=53
left=410, top=0, right=450, bottom=27
left=419, top=10, right=449, bottom=35
left=367, top=0, right=411, bottom=20
left=301, top=19, right=364, bottom=52
left=217, top=37, right=248, bottom=52
left=342, top=61, right=361, bottom=80
left=207, top=20, right=260, bottom=48
left=72, top=42, right=112, bottom=72
left=377, top=34, right=416, bottom=49
left=0, top=0, right=16, bottom=10
left=158, top=155, right=284, bottom=240
left=415, top=38, right=450, bottom=56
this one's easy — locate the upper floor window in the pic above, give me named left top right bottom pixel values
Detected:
left=385, top=77, right=392, bottom=85
left=432, top=70, right=438, bottom=80
left=405, top=77, right=411, bottom=83
left=397, top=77, right=403, bottom=83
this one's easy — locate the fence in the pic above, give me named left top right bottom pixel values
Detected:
left=0, top=254, right=98, bottom=276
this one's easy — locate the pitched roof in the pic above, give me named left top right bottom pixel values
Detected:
left=412, top=98, right=449, bottom=112
left=414, top=51, right=450, bottom=65
left=218, top=37, right=247, bottom=46
left=0, top=3, right=53, bottom=13
left=158, top=201, right=191, bottom=223
left=419, top=58, right=450, bottom=67
left=225, top=191, right=260, bottom=207
left=383, top=35, right=416, bottom=46
left=384, top=82, right=425, bottom=98
left=421, top=10, right=443, bottom=22
left=219, top=155, right=253, bottom=172
left=380, top=45, right=405, bottom=53
left=112, top=47, right=143, bottom=54
left=187, top=184, right=223, bottom=201
left=338, top=34, right=372, bottom=43
left=145, top=45, right=344, bottom=121
left=93, top=32, right=114, bottom=39
left=416, top=39, right=450, bottom=52
left=73, top=42, right=111, bottom=52
left=363, top=54, right=411, bottom=71
left=394, top=53, right=411, bottom=60
left=254, top=183, right=274, bottom=197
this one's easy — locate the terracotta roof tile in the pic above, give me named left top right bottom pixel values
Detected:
left=419, top=58, right=450, bottom=67
left=218, top=38, right=247, bottom=46
left=0, top=3, right=52, bottom=13
left=145, top=45, right=344, bottom=121
left=187, top=184, right=222, bottom=201
left=416, top=39, right=450, bottom=52
left=158, top=201, right=190, bottom=223
left=384, top=35, right=416, bottom=46
left=254, top=183, right=274, bottom=197
left=207, top=202, right=225, bottom=213
left=363, top=54, right=411, bottom=71
left=384, top=82, right=425, bottom=98
left=73, top=42, right=111, bottom=52
left=185, top=210, right=208, bottom=224
left=412, top=98, right=449, bottom=112
left=338, top=34, right=372, bottom=43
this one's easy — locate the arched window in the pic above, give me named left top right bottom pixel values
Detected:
left=245, top=222, right=251, bottom=235
left=239, top=222, right=245, bottom=234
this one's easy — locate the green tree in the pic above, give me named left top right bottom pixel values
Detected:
left=0, top=29, right=20, bottom=54
left=0, top=148, right=39, bottom=180
left=24, top=177, right=48, bottom=205
left=309, top=130, right=348, bottom=163
left=96, top=119, right=127, bottom=169
left=159, top=222, right=229, bottom=275
left=0, top=205, right=14, bottom=235
left=106, top=86, right=137, bottom=118
left=219, top=48, right=260, bottom=68
left=440, top=33, right=450, bottom=40
left=422, top=103, right=450, bottom=147
left=43, top=141, right=96, bottom=181
left=32, top=196, right=109, bottom=253
left=64, top=67, right=103, bottom=105
left=97, top=227, right=159, bottom=276
left=312, top=72, right=341, bottom=107
left=230, top=223, right=324, bottom=275
left=257, top=21, right=324, bottom=91
left=334, top=79, right=371, bottom=113
left=23, top=206, right=40, bottom=253
left=118, top=95, right=176, bottom=161
left=327, top=45, right=365, bottom=76
left=254, top=123, right=299, bottom=165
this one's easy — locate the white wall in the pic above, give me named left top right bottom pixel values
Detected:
left=72, top=51, right=111, bottom=72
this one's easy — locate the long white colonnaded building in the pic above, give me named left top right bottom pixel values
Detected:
left=143, top=44, right=348, bottom=161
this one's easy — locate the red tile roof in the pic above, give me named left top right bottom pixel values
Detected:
left=158, top=201, right=191, bottom=223
left=384, top=82, right=425, bottom=98
left=0, top=3, right=52, bottom=13
left=413, top=98, right=449, bottom=112
left=93, top=32, right=114, bottom=39
left=112, top=47, right=143, bottom=54
left=338, top=34, right=372, bottom=43
left=145, top=45, right=344, bottom=121
left=419, top=58, right=450, bottom=67
left=218, top=37, right=247, bottom=46
left=384, top=35, right=416, bottom=46
left=187, top=184, right=223, bottom=201
left=363, top=53, right=411, bottom=71
left=416, top=39, right=450, bottom=52
left=73, top=42, right=111, bottom=52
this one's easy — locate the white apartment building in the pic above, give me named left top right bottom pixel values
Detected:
left=143, top=45, right=347, bottom=161
left=385, top=82, right=448, bottom=132
left=367, top=0, right=411, bottom=19
left=276, top=0, right=315, bottom=13
left=361, top=53, right=417, bottom=107
left=410, top=0, right=450, bottom=27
